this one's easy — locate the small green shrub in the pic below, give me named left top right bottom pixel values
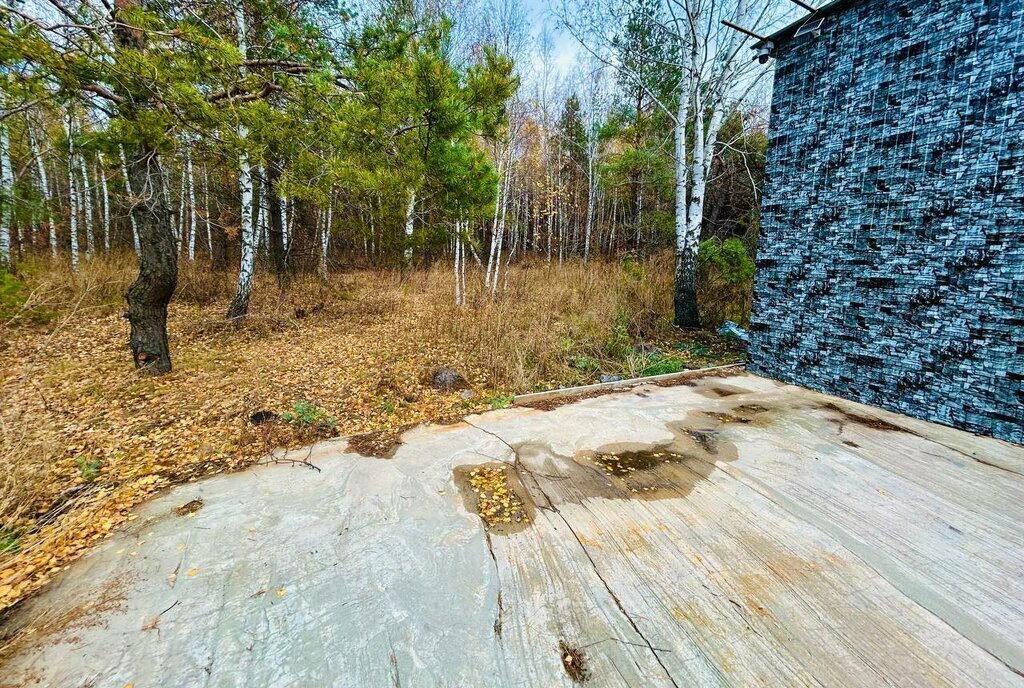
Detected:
left=485, top=395, right=514, bottom=410
left=282, top=400, right=337, bottom=429
left=569, top=355, right=600, bottom=372
left=0, top=528, right=21, bottom=554
left=640, top=353, right=683, bottom=377
left=604, top=309, right=632, bottom=360
left=697, top=238, right=756, bottom=327
left=675, top=341, right=709, bottom=357
left=76, top=455, right=102, bottom=483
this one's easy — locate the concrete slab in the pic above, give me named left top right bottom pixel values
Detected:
left=2, top=373, right=1022, bottom=687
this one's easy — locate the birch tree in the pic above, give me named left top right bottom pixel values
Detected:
left=560, top=0, right=776, bottom=325
left=118, top=145, right=141, bottom=257
left=98, top=156, right=110, bottom=252
left=28, top=126, right=58, bottom=256
left=226, top=2, right=255, bottom=319
left=0, top=123, right=10, bottom=266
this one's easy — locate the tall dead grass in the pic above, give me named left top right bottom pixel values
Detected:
left=412, top=255, right=679, bottom=390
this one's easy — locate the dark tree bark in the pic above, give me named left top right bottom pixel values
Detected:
left=115, top=0, right=178, bottom=374
left=123, top=147, right=177, bottom=374
left=674, top=250, right=700, bottom=328
left=266, top=160, right=287, bottom=278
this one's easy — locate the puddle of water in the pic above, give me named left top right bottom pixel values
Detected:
left=453, top=462, right=536, bottom=535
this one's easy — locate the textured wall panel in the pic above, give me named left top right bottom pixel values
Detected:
left=749, top=0, right=1024, bottom=443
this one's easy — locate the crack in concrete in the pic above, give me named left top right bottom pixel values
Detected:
left=464, top=417, right=680, bottom=685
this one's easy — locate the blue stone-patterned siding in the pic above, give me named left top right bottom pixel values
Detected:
left=748, top=0, right=1024, bottom=443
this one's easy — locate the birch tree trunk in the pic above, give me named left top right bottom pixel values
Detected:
left=227, top=1, right=256, bottom=319
left=453, top=227, right=462, bottom=306
left=672, top=67, right=698, bottom=327
left=583, top=145, right=595, bottom=263
left=227, top=143, right=255, bottom=319
left=319, top=198, right=332, bottom=279
left=485, top=150, right=505, bottom=286
left=403, top=187, right=416, bottom=262
left=202, top=163, right=212, bottom=258
left=79, top=151, right=95, bottom=260
left=186, top=147, right=197, bottom=260
left=98, top=157, right=111, bottom=252
left=0, top=124, right=11, bottom=266
left=119, top=145, right=142, bottom=256
left=28, top=128, right=58, bottom=257
left=65, top=116, right=80, bottom=271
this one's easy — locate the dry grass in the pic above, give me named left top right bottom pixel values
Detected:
left=0, top=252, right=742, bottom=615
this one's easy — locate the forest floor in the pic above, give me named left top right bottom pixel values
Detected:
left=0, top=254, right=743, bottom=617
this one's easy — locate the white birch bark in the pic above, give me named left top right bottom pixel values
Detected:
left=583, top=144, right=596, bottom=263
left=256, top=171, right=267, bottom=253
left=29, top=128, right=58, bottom=258
left=98, top=156, right=110, bottom=252
left=118, top=145, right=141, bottom=257
left=484, top=150, right=505, bottom=286
left=78, top=151, right=95, bottom=260
left=279, top=194, right=288, bottom=251
left=202, top=164, right=212, bottom=258
left=186, top=148, right=197, bottom=260
left=229, top=0, right=257, bottom=317
left=0, top=124, right=12, bottom=265
left=319, top=199, right=332, bottom=279
left=673, top=68, right=693, bottom=273
left=453, top=227, right=462, bottom=306
left=65, top=116, right=79, bottom=271
left=403, top=187, right=416, bottom=261
left=176, top=163, right=186, bottom=254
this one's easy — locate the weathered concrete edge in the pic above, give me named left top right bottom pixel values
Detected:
left=513, top=362, right=746, bottom=405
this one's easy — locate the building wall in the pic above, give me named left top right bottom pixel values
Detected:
left=748, top=0, right=1024, bottom=443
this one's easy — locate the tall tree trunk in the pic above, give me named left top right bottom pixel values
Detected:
left=202, top=163, right=213, bottom=259
left=319, top=198, right=332, bottom=279
left=265, top=160, right=286, bottom=276
left=485, top=150, right=505, bottom=286
left=186, top=147, right=197, bottom=261
left=78, top=147, right=95, bottom=260
left=28, top=127, right=58, bottom=257
left=673, top=69, right=698, bottom=328
left=124, top=146, right=177, bottom=373
left=114, top=0, right=178, bottom=374
left=119, top=145, right=142, bottom=256
left=227, top=141, right=255, bottom=319
left=0, top=124, right=11, bottom=266
left=227, top=1, right=256, bottom=319
left=98, top=157, right=111, bottom=252
left=403, top=187, right=416, bottom=262
left=583, top=146, right=595, bottom=263
left=65, top=115, right=80, bottom=271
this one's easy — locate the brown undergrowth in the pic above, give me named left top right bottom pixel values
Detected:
left=0, top=253, right=741, bottom=615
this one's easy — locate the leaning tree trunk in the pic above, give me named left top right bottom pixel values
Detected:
left=124, top=145, right=177, bottom=374
left=115, top=0, right=177, bottom=374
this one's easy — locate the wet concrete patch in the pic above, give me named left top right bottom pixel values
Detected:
left=346, top=428, right=406, bottom=458
left=698, top=383, right=754, bottom=399
left=174, top=498, right=204, bottom=516
left=819, top=402, right=917, bottom=435
left=453, top=463, right=535, bottom=535
left=502, top=410, right=745, bottom=507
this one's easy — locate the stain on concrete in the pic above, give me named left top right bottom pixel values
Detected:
left=558, top=640, right=590, bottom=684
left=819, top=402, right=917, bottom=435
left=453, top=462, right=535, bottom=535
left=174, top=498, right=204, bottom=516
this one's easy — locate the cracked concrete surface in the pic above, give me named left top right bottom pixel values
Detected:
left=2, top=372, right=1023, bottom=687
